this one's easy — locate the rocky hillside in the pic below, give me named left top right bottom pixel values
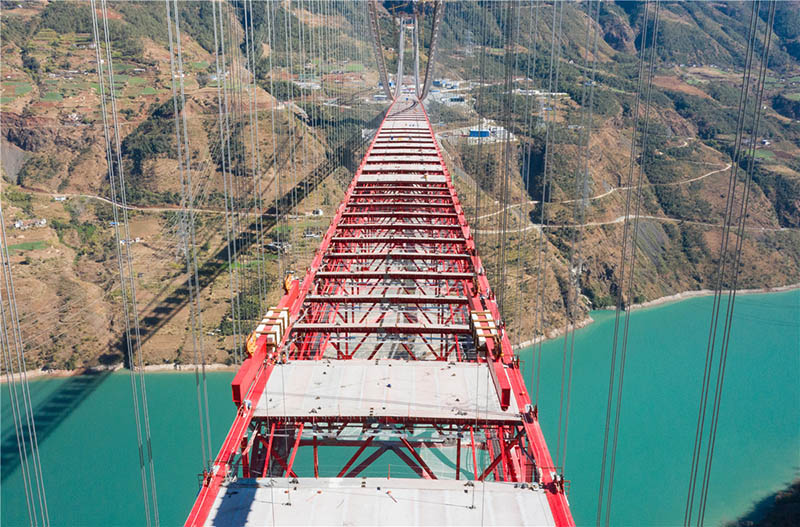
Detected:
left=1, top=0, right=378, bottom=370
left=1, top=1, right=798, bottom=369
left=428, top=0, right=800, bottom=343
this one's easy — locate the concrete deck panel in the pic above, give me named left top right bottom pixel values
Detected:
left=205, top=478, right=555, bottom=526
left=253, top=359, right=520, bottom=423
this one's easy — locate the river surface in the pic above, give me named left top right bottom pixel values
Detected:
left=2, top=290, right=798, bottom=526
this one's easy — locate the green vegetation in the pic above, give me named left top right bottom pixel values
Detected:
left=120, top=99, right=181, bottom=177
left=669, top=91, right=739, bottom=139
left=50, top=216, right=107, bottom=260
left=259, top=79, right=309, bottom=101
left=218, top=283, right=269, bottom=338
left=706, top=81, right=740, bottom=106
left=751, top=167, right=800, bottom=228
left=39, top=2, right=144, bottom=59
left=1, top=81, right=33, bottom=99
left=3, top=188, right=34, bottom=215
left=461, top=143, right=500, bottom=194
left=21, top=48, right=41, bottom=75
left=17, top=154, right=62, bottom=186
left=0, top=13, right=35, bottom=47
left=753, top=149, right=776, bottom=161
left=772, top=93, right=800, bottom=119
left=680, top=225, right=707, bottom=265
left=7, top=241, right=49, bottom=255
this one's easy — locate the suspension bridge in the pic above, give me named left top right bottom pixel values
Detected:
left=185, top=1, right=574, bottom=523
left=0, top=1, right=786, bottom=526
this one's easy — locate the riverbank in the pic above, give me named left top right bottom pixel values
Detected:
left=511, top=281, right=800, bottom=350
left=615, top=281, right=800, bottom=312
left=6, top=282, right=799, bottom=380
left=512, top=315, right=595, bottom=350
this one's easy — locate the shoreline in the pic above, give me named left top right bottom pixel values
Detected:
left=511, top=281, right=800, bottom=351
left=605, top=281, right=800, bottom=313
left=512, top=316, right=595, bottom=351
left=5, top=283, right=798, bottom=380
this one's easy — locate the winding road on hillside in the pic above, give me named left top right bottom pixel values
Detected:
left=474, top=210, right=793, bottom=235
left=469, top=162, right=798, bottom=234
left=474, top=162, right=733, bottom=223
left=23, top=188, right=231, bottom=215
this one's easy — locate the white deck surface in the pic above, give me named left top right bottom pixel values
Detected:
left=254, top=359, right=520, bottom=422
left=205, top=478, right=556, bottom=526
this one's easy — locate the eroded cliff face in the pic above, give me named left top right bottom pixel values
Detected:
left=3, top=112, right=92, bottom=153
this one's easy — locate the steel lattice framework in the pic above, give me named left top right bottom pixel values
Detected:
left=185, top=97, right=574, bottom=526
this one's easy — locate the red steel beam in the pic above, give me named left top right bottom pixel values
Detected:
left=323, top=251, right=469, bottom=260
left=336, top=224, right=463, bottom=231
left=186, top=96, right=574, bottom=527
left=304, top=294, right=469, bottom=305
left=314, top=271, right=472, bottom=280
left=330, top=236, right=465, bottom=244
left=291, top=322, right=470, bottom=335
left=336, top=436, right=375, bottom=477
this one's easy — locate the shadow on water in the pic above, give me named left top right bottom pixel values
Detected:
left=123, top=111, right=385, bottom=368
left=1, top=370, right=112, bottom=481
left=729, top=474, right=800, bottom=526
left=0, top=108, right=387, bottom=485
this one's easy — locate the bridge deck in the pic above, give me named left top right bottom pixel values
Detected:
left=186, top=98, right=574, bottom=527
left=206, top=478, right=555, bottom=527
left=253, top=360, right=521, bottom=423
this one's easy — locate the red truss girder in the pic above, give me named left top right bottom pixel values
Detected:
left=185, top=98, right=574, bottom=526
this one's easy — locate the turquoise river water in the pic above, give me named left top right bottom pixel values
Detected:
left=2, top=290, right=798, bottom=526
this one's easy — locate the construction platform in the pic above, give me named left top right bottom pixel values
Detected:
left=186, top=98, right=573, bottom=527
left=204, top=478, right=556, bottom=526
left=253, top=360, right=521, bottom=424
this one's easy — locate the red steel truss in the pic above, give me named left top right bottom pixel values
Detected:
left=185, top=99, right=574, bottom=526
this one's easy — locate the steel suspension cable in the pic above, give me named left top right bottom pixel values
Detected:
left=264, top=0, right=284, bottom=279
left=533, top=0, right=565, bottom=411
left=99, top=0, right=161, bottom=519
left=91, top=1, right=157, bottom=523
left=166, top=0, right=212, bottom=473
left=559, top=0, right=601, bottom=479
left=513, top=0, right=540, bottom=350
left=596, top=1, right=654, bottom=522
left=495, top=0, right=517, bottom=317
left=229, top=3, right=249, bottom=364
left=246, top=0, right=268, bottom=314
left=604, top=3, right=662, bottom=524
left=472, top=0, right=489, bottom=252
left=684, top=3, right=761, bottom=523
left=0, top=185, right=49, bottom=527
left=216, top=0, right=243, bottom=365
left=696, top=4, right=777, bottom=524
